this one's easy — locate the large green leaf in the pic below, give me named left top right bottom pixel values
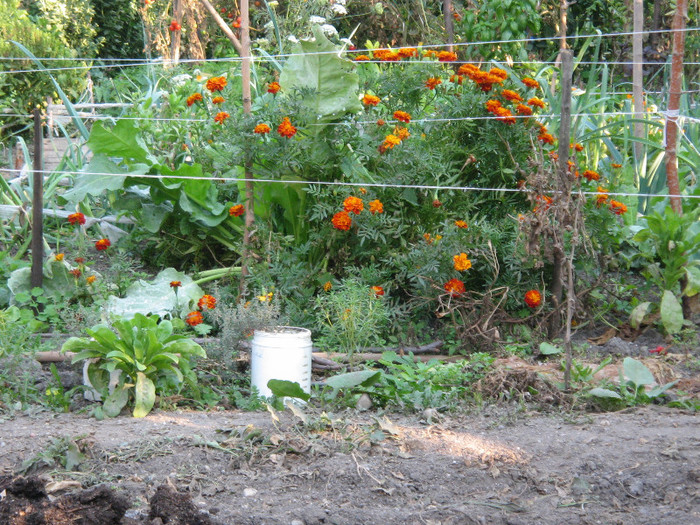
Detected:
left=629, top=301, right=651, bottom=330
left=279, top=25, right=362, bottom=124
left=87, top=120, right=156, bottom=165
left=587, top=387, right=622, bottom=399
left=103, top=384, right=130, bottom=418
left=325, top=370, right=382, bottom=390
left=622, top=357, right=655, bottom=389
left=63, top=154, right=142, bottom=202
left=660, top=290, right=683, bottom=334
left=267, top=379, right=311, bottom=401
left=133, top=372, right=156, bottom=418
left=684, top=266, right=700, bottom=297
left=104, top=268, right=204, bottom=319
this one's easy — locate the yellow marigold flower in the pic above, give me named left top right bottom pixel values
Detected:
left=382, top=134, right=401, bottom=149
left=323, top=281, right=332, bottom=292
left=254, top=123, right=271, bottom=134
left=277, top=117, right=297, bottom=138
left=528, top=97, right=545, bottom=109
left=343, top=196, right=364, bottom=215
left=206, top=76, right=227, bottom=92
left=453, top=253, right=472, bottom=272
left=516, top=104, right=533, bottom=116
left=86, top=275, right=97, bottom=284
left=369, top=199, right=384, bottom=214
left=214, top=111, right=230, bottom=124
left=332, top=211, right=352, bottom=231
left=186, top=93, right=203, bottom=106
left=354, top=54, right=370, bottom=61
left=521, top=77, right=540, bottom=89
left=502, top=89, right=522, bottom=102
left=393, top=110, right=411, bottom=123
left=437, top=51, right=457, bottom=62
left=394, top=126, right=410, bottom=140
left=455, top=220, right=468, bottom=229
left=435, top=235, right=442, bottom=241
left=54, top=253, right=64, bottom=261
left=423, top=233, right=433, bottom=244
left=362, top=94, right=381, bottom=106
left=425, top=77, right=442, bottom=90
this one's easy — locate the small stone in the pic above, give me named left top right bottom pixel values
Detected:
left=356, top=393, right=372, bottom=410
left=243, top=487, right=257, bottom=497
left=291, top=520, right=305, bottom=525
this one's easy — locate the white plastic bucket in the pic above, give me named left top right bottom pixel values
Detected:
left=250, top=326, right=312, bottom=399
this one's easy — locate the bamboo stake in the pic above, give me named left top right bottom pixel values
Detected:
left=443, top=0, right=454, bottom=52
left=632, top=0, right=644, bottom=162
left=170, top=0, right=184, bottom=66
left=239, top=0, right=254, bottom=297
left=30, top=108, right=43, bottom=290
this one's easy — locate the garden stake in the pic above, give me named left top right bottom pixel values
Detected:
left=632, top=0, right=644, bottom=163
left=30, top=108, right=44, bottom=292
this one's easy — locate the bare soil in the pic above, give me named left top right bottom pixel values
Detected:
left=1, top=404, right=698, bottom=525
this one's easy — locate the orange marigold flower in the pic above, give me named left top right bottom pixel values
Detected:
left=612, top=163, right=622, bottom=168
left=453, top=253, right=472, bottom=272
left=444, top=278, right=466, bottom=296
left=502, top=89, right=522, bottom=102
left=393, top=110, right=411, bottom=123
left=394, top=126, right=410, bottom=140
left=453, top=12, right=462, bottom=21
left=198, top=294, right=217, bottom=310
left=528, top=97, right=545, bottom=109
left=595, top=186, right=609, bottom=207
left=458, top=63, right=479, bottom=76
left=55, top=253, right=64, bottom=261
left=362, top=94, right=381, bottom=106
left=425, top=77, right=442, bottom=90
left=432, top=199, right=442, bottom=208
left=382, top=134, right=402, bottom=149
left=376, top=119, right=386, bottom=126
left=212, top=96, right=224, bottom=104
left=67, top=212, right=86, bottom=225
left=169, top=20, right=181, bottom=31
left=423, top=232, right=433, bottom=244
left=277, top=117, right=297, bottom=138
left=573, top=142, right=584, bottom=152
left=170, top=281, right=182, bottom=288
left=494, top=106, right=515, bottom=124
left=323, top=281, right=332, bottom=292
left=521, top=77, right=540, bottom=89
left=449, top=74, right=463, bottom=84
left=539, top=132, right=555, bottom=145
left=214, top=111, right=230, bottom=124
left=353, top=55, right=371, bottom=61
left=485, top=99, right=502, bottom=113
left=95, top=238, right=111, bottom=251
left=70, top=269, right=81, bottom=278
left=332, top=211, right=352, bottom=231
left=524, top=289, right=542, bottom=308
left=534, top=195, right=553, bottom=212
left=516, top=104, right=533, bottom=116
left=371, top=285, right=385, bottom=297
left=359, top=187, right=367, bottom=195
left=369, top=199, right=384, bottom=214
left=437, top=51, right=458, bottom=62
left=75, top=257, right=85, bottom=264
left=206, top=76, right=227, bottom=92
left=582, top=170, right=600, bottom=181
left=229, top=204, right=245, bottom=217
left=609, top=200, right=627, bottom=215
left=397, top=47, right=417, bottom=58
left=489, top=67, right=508, bottom=81
left=423, top=50, right=438, bottom=58
left=185, top=311, right=204, bottom=326
left=374, top=49, right=400, bottom=61
left=455, top=220, right=468, bottom=229
left=253, top=123, right=271, bottom=134
left=343, top=196, right=364, bottom=214
left=86, top=275, right=97, bottom=284
left=186, top=93, right=203, bottom=106
left=267, top=81, right=281, bottom=94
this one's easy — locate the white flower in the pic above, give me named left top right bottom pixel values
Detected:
left=171, top=74, right=192, bottom=86
left=309, top=15, right=326, bottom=24
left=331, top=4, right=347, bottom=15
left=320, top=24, right=338, bottom=37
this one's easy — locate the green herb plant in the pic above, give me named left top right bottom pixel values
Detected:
left=63, top=313, right=206, bottom=418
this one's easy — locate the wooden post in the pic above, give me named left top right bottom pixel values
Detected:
left=170, top=0, right=184, bottom=66
left=443, top=0, right=454, bottom=52
left=31, top=108, right=44, bottom=289
left=239, top=0, right=254, bottom=297
left=632, top=0, right=644, bottom=162
left=665, top=0, right=687, bottom=216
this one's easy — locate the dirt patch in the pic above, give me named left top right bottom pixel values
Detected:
left=1, top=406, right=698, bottom=524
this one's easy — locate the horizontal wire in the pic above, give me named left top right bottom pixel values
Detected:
left=0, top=111, right=666, bottom=124
left=4, top=168, right=698, bottom=200
left=1, top=26, right=698, bottom=75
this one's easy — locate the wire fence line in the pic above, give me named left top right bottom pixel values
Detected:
left=3, top=167, right=699, bottom=201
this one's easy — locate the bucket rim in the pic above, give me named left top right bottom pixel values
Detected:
left=253, top=326, right=311, bottom=337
